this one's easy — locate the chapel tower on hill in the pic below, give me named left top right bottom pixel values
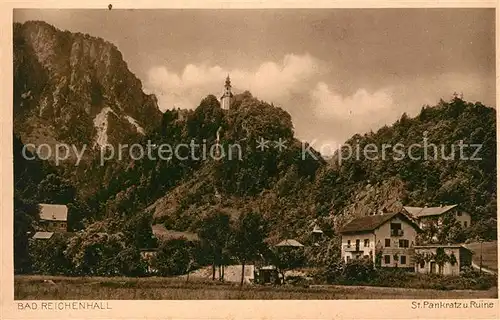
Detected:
left=220, top=75, right=233, bottom=110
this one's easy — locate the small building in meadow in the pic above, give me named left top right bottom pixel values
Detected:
left=38, top=204, right=68, bottom=232
left=254, top=265, right=280, bottom=284
left=413, top=244, right=472, bottom=276
left=339, top=211, right=422, bottom=269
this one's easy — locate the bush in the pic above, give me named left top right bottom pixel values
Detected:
left=153, top=238, right=193, bottom=276
left=459, top=266, right=497, bottom=290
left=114, top=247, right=147, bottom=277
left=286, top=275, right=312, bottom=287
left=29, top=233, right=73, bottom=275
left=342, top=258, right=375, bottom=283
left=318, top=261, right=497, bottom=291
left=372, top=267, right=411, bottom=287
left=323, top=260, right=345, bottom=284
left=322, top=258, right=376, bottom=284
left=64, top=227, right=139, bottom=276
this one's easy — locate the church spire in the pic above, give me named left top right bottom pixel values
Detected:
left=221, top=75, right=233, bottom=110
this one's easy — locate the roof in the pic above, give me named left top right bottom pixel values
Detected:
left=275, top=239, right=304, bottom=247
left=39, top=204, right=68, bottom=222
left=151, top=224, right=199, bottom=242
left=403, top=206, right=424, bottom=216
left=339, top=212, right=421, bottom=234
left=403, top=204, right=458, bottom=218
left=32, top=231, right=54, bottom=240
left=414, top=244, right=472, bottom=252
left=414, top=244, right=468, bottom=249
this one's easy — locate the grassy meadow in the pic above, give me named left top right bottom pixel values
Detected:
left=15, top=275, right=498, bottom=300
left=466, top=241, right=498, bottom=271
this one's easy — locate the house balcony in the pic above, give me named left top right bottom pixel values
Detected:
left=390, top=229, right=404, bottom=237
left=343, top=245, right=363, bottom=252
left=380, top=248, right=415, bottom=257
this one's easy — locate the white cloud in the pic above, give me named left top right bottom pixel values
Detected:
left=144, top=53, right=320, bottom=111
left=310, top=82, right=399, bottom=137
left=144, top=55, right=494, bottom=157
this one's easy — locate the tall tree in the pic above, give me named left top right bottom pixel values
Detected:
left=13, top=195, right=38, bottom=273
left=231, top=211, right=268, bottom=286
left=435, top=247, right=450, bottom=275
left=197, top=211, right=232, bottom=280
left=36, top=173, right=75, bottom=204
left=153, top=238, right=192, bottom=276
left=273, top=247, right=305, bottom=284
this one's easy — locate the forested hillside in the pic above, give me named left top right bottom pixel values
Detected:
left=67, top=95, right=497, bottom=247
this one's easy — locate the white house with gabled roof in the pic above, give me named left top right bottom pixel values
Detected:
left=338, top=211, right=422, bottom=268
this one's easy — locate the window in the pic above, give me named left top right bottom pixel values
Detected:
left=457, top=212, right=462, bottom=216
left=420, top=261, right=425, bottom=268
left=400, top=255, right=407, bottom=265
left=364, top=239, right=369, bottom=247
left=464, top=222, right=468, bottom=228
left=399, top=239, right=409, bottom=248
left=390, top=223, right=402, bottom=230
left=347, top=240, right=351, bottom=247
left=384, top=255, right=391, bottom=264
left=390, top=222, right=403, bottom=236
left=346, top=256, right=351, bottom=262
left=385, top=239, right=391, bottom=247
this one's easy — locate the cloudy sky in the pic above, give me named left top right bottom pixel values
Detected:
left=14, top=9, right=495, bottom=154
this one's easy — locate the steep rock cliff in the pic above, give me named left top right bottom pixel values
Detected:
left=13, top=21, right=161, bottom=152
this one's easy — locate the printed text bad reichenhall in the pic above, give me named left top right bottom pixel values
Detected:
left=17, top=301, right=111, bottom=311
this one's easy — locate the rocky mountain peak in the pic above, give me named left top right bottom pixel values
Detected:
left=13, top=20, right=162, bottom=151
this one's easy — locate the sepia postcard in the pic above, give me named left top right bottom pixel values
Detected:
left=1, top=1, right=499, bottom=319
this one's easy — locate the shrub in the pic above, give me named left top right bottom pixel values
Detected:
left=322, top=260, right=345, bottom=284
left=286, top=275, right=312, bottom=287
left=373, top=267, right=410, bottom=287
left=64, top=228, right=129, bottom=276
left=153, top=238, right=193, bottom=276
left=318, top=261, right=497, bottom=291
left=115, top=247, right=147, bottom=277
left=460, top=266, right=497, bottom=290
left=29, top=233, right=73, bottom=275
left=342, top=258, right=375, bottom=283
